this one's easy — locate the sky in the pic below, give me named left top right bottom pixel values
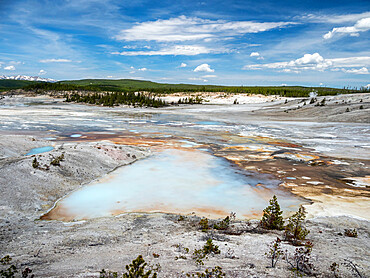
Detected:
left=0, top=0, right=369, bottom=87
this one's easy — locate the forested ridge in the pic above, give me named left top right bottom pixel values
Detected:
left=22, top=79, right=368, bottom=97
left=2, top=79, right=369, bottom=108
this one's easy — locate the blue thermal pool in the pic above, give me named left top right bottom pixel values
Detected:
left=42, top=148, right=303, bottom=221
left=196, top=121, right=224, bottom=125
left=25, top=146, right=54, bottom=156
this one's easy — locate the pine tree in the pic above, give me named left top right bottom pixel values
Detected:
left=284, top=206, right=309, bottom=245
left=122, top=255, right=157, bottom=278
left=260, top=195, right=284, bottom=230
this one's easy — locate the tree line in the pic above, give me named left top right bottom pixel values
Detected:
left=65, top=92, right=167, bottom=108
left=22, top=81, right=369, bottom=98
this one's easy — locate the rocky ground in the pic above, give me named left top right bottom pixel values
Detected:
left=159, top=92, right=370, bottom=123
left=0, top=135, right=368, bottom=277
left=242, top=92, right=370, bottom=123
left=0, top=92, right=369, bottom=277
left=2, top=210, right=370, bottom=277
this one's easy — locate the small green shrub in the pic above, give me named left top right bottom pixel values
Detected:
left=265, top=237, right=284, bottom=268
left=100, top=255, right=157, bottom=278
left=344, top=229, right=358, bottom=238
left=284, top=206, right=309, bottom=245
left=0, top=256, right=34, bottom=278
left=187, top=266, right=226, bottom=277
left=192, top=249, right=206, bottom=267
left=50, top=154, right=64, bottom=166
left=22, top=268, right=33, bottom=278
left=285, top=241, right=314, bottom=276
left=330, top=262, right=340, bottom=278
left=199, top=218, right=210, bottom=232
left=213, top=216, right=230, bottom=230
left=123, top=255, right=157, bottom=278
left=260, top=195, right=284, bottom=230
left=32, top=158, right=39, bottom=169
left=174, top=243, right=189, bottom=254
left=192, top=239, right=221, bottom=267
left=0, top=256, right=16, bottom=278
left=203, top=239, right=220, bottom=255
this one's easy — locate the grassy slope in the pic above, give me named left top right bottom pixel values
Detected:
left=61, top=79, right=164, bottom=88
left=0, top=80, right=36, bottom=91
left=1, top=78, right=365, bottom=96
left=61, top=79, right=349, bottom=93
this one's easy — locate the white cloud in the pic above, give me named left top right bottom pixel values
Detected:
left=39, top=69, right=47, bottom=75
left=202, top=75, right=217, bottom=78
left=189, top=77, right=208, bottom=82
left=112, top=45, right=214, bottom=56
left=123, top=45, right=137, bottom=49
left=342, top=67, right=369, bottom=74
left=180, top=63, right=187, bottom=67
left=281, top=68, right=301, bottom=73
left=129, top=66, right=136, bottom=73
left=115, top=16, right=293, bottom=42
left=328, top=57, right=370, bottom=67
left=4, top=65, right=15, bottom=70
left=302, top=12, right=370, bottom=24
left=194, top=63, right=214, bottom=72
left=364, top=84, right=370, bottom=88
left=323, top=17, right=370, bottom=39
left=295, top=53, right=324, bottom=65
left=189, top=77, right=203, bottom=80
left=250, top=51, right=264, bottom=60
left=123, top=45, right=151, bottom=49
left=250, top=52, right=260, bottom=57
left=129, top=67, right=148, bottom=73
left=39, top=58, right=73, bottom=63
left=245, top=53, right=329, bottom=71
left=244, top=53, right=370, bottom=74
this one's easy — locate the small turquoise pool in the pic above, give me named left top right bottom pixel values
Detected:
left=196, top=121, right=223, bottom=125
left=42, top=148, right=303, bottom=221
left=25, top=146, right=54, bottom=156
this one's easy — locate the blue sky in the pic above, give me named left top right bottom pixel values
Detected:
left=0, top=0, right=369, bottom=87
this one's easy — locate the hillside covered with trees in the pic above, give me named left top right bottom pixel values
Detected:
left=2, top=78, right=368, bottom=96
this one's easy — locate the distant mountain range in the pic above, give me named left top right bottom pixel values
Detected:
left=0, top=75, right=56, bottom=82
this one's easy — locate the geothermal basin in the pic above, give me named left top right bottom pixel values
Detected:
left=42, top=148, right=303, bottom=221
